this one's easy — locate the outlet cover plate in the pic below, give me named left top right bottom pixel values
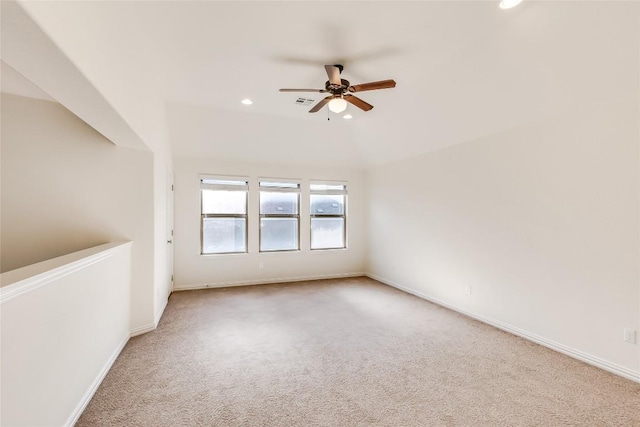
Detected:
left=624, top=328, right=637, bottom=344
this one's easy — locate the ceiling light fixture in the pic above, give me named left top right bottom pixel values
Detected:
left=241, top=99, right=253, bottom=105
left=343, top=114, right=353, bottom=120
left=499, top=0, right=522, bottom=9
left=328, top=97, right=347, bottom=113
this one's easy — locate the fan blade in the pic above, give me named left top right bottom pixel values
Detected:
left=324, top=65, right=342, bottom=85
left=279, top=88, right=326, bottom=93
left=345, top=94, right=374, bottom=111
left=309, top=96, right=334, bottom=113
left=348, top=79, right=396, bottom=93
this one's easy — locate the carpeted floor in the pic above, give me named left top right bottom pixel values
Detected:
left=77, top=277, right=640, bottom=426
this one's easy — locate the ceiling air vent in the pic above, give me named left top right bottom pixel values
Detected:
left=295, top=97, right=315, bottom=106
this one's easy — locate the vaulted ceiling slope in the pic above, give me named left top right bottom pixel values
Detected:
left=2, top=1, right=638, bottom=168
left=1, top=60, right=55, bottom=102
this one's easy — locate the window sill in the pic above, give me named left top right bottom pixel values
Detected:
left=200, top=251, right=248, bottom=258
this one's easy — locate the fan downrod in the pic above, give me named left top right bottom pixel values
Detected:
left=324, top=64, right=348, bottom=93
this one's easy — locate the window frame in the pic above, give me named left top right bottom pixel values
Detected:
left=310, top=182, right=348, bottom=251
left=200, top=176, right=249, bottom=255
left=259, top=180, right=301, bottom=253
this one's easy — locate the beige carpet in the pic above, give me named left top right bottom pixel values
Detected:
left=77, top=277, right=640, bottom=426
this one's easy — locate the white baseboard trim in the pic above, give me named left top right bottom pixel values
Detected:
left=64, top=333, right=129, bottom=427
left=174, top=272, right=365, bottom=292
left=154, top=294, right=169, bottom=326
left=129, top=294, right=171, bottom=338
left=367, top=273, right=640, bottom=384
left=130, top=322, right=157, bottom=337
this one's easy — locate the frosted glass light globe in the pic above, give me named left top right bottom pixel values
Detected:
left=499, top=0, right=522, bottom=9
left=328, top=98, right=348, bottom=113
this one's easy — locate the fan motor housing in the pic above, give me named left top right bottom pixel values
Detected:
left=325, top=79, right=350, bottom=94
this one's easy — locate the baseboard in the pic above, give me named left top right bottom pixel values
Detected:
left=174, top=272, right=365, bottom=292
left=154, top=293, right=169, bottom=326
left=367, top=273, right=640, bottom=384
left=64, top=333, right=129, bottom=427
left=130, top=322, right=157, bottom=337
left=129, top=294, right=170, bottom=337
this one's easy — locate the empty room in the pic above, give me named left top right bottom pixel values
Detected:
left=1, top=0, right=639, bottom=426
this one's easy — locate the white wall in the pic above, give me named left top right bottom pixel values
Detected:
left=366, top=99, right=640, bottom=379
left=3, top=1, right=175, bottom=330
left=1, top=242, right=132, bottom=427
left=0, top=93, right=156, bottom=331
left=151, top=145, right=174, bottom=329
left=173, top=157, right=366, bottom=289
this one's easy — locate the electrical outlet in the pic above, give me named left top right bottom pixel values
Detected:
left=465, top=285, right=471, bottom=295
left=259, top=262, right=264, bottom=270
left=624, top=328, right=637, bottom=344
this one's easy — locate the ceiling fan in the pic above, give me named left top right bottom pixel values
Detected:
left=279, top=64, right=396, bottom=114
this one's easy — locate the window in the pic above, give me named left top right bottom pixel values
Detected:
left=260, top=181, right=300, bottom=252
left=200, top=177, right=248, bottom=254
left=310, top=183, right=347, bottom=250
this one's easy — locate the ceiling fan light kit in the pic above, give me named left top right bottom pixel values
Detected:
left=280, top=64, right=396, bottom=114
left=499, top=0, right=522, bottom=9
left=328, top=97, right=348, bottom=113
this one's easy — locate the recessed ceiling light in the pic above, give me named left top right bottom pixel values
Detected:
left=241, top=99, right=253, bottom=105
left=499, top=0, right=522, bottom=9
left=343, top=114, right=353, bottom=120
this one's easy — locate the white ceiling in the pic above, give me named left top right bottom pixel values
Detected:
left=2, top=1, right=638, bottom=168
